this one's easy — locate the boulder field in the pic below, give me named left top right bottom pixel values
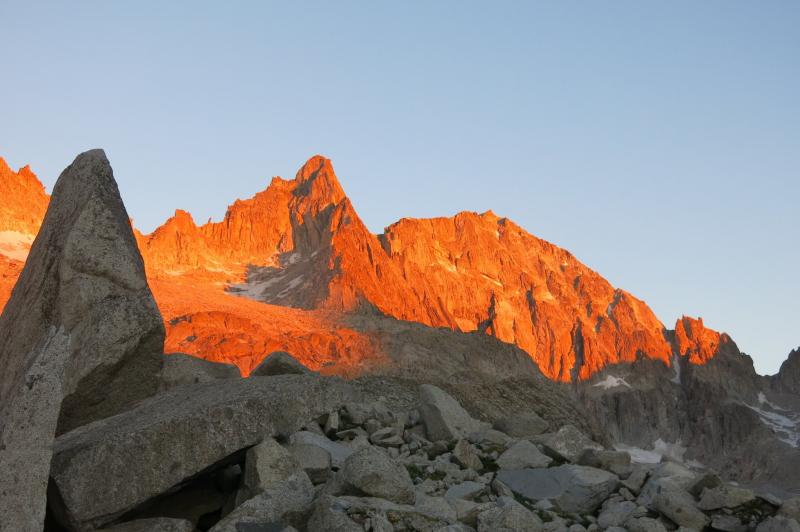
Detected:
left=0, top=151, right=798, bottom=531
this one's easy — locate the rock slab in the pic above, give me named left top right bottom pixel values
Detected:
left=50, top=374, right=357, bottom=530
left=497, top=465, right=618, bottom=513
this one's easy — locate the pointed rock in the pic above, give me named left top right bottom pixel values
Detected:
left=0, top=150, right=165, bottom=531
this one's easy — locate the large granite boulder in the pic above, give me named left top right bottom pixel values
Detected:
left=533, top=424, right=603, bottom=462
left=50, top=374, right=357, bottom=530
left=0, top=150, right=164, bottom=531
left=237, top=438, right=304, bottom=504
left=493, top=412, right=549, bottom=438
left=496, top=465, right=618, bottom=513
left=496, top=440, right=552, bottom=470
left=340, top=446, right=416, bottom=504
left=418, top=384, right=488, bottom=441
left=476, top=496, right=543, bottom=532
left=250, top=351, right=312, bottom=377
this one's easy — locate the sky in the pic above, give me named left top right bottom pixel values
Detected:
left=1, top=1, right=798, bottom=374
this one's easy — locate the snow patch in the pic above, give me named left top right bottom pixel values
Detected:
left=593, top=375, right=632, bottom=390
left=614, top=438, right=688, bottom=464
left=613, top=444, right=662, bottom=464
left=480, top=274, right=503, bottom=287
left=0, top=231, right=34, bottom=261
left=745, top=401, right=800, bottom=448
left=276, top=275, right=305, bottom=298
left=436, top=259, right=457, bottom=273
left=230, top=274, right=286, bottom=298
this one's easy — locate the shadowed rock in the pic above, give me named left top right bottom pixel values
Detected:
left=250, top=351, right=312, bottom=377
left=0, top=150, right=164, bottom=531
left=158, top=352, right=240, bottom=391
left=50, top=374, right=357, bottom=530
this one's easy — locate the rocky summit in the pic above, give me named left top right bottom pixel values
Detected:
left=0, top=151, right=798, bottom=531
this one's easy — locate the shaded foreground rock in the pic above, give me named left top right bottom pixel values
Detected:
left=476, top=496, right=543, bottom=532
left=534, top=424, right=603, bottom=462
left=497, top=464, right=618, bottom=513
left=237, top=438, right=303, bottom=504
left=158, top=353, right=240, bottom=391
left=209, top=472, right=313, bottom=532
left=418, top=384, right=488, bottom=441
left=50, top=374, right=357, bottom=530
left=249, top=351, right=312, bottom=377
left=340, top=446, right=415, bottom=504
left=102, top=517, right=194, bottom=531
left=0, top=150, right=164, bottom=531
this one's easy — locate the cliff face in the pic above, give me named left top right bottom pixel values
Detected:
left=0, top=154, right=748, bottom=381
left=773, top=347, right=800, bottom=396
left=0, top=158, right=49, bottom=261
left=159, top=156, right=673, bottom=380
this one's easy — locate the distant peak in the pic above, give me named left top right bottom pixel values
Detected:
left=172, top=209, right=195, bottom=221
left=292, top=154, right=346, bottom=206
left=0, top=157, right=44, bottom=188
left=296, top=155, right=332, bottom=181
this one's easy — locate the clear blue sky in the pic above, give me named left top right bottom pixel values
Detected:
left=1, top=1, right=798, bottom=374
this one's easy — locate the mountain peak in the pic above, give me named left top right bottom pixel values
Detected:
left=674, top=315, right=729, bottom=364
left=0, top=156, right=49, bottom=236
left=292, top=155, right=346, bottom=206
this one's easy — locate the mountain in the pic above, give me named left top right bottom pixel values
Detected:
left=0, top=158, right=49, bottom=305
left=133, top=155, right=682, bottom=381
left=0, top=155, right=768, bottom=381
left=1, top=152, right=799, bottom=494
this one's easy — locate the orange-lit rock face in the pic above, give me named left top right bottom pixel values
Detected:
left=0, top=154, right=719, bottom=380
left=149, top=278, right=384, bottom=377
left=674, top=315, right=725, bottom=365
left=0, top=158, right=49, bottom=261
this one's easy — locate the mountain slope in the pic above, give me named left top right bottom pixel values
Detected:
left=0, top=154, right=746, bottom=381
left=147, top=156, right=673, bottom=380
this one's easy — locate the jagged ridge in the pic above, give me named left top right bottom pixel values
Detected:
left=0, top=154, right=751, bottom=380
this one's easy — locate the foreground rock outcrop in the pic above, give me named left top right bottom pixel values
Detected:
left=50, top=374, right=357, bottom=530
left=47, top=381, right=793, bottom=531
left=0, top=150, right=164, bottom=531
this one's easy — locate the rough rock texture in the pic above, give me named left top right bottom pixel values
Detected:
left=773, top=348, right=800, bottom=395
left=497, top=465, right=618, bottom=513
left=651, top=487, right=710, bottom=529
left=578, top=334, right=800, bottom=491
left=418, top=384, right=488, bottom=441
left=209, top=472, right=314, bottom=532
left=340, top=446, right=416, bottom=504
left=496, top=440, right=552, bottom=470
left=0, top=156, right=48, bottom=240
left=534, top=425, right=603, bottom=462
left=288, top=443, right=332, bottom=484
left=250, top=351, right=312, bottom=377
left=476, top=496, right=543, bottom=532
left=2, top=152, right=800, bottom=495
left=102, top=518, right=195, bottom=532
left=238, top=438, right=303, bottom=503
left=0, top=150, right=164, bottom=531
left=50, top=374, right=357, bottom=530
left=158, top=353, right=240, bottom=391
left=493, top=412, right=549, bottom=438
left=757, top=516, right=800, bottom=532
